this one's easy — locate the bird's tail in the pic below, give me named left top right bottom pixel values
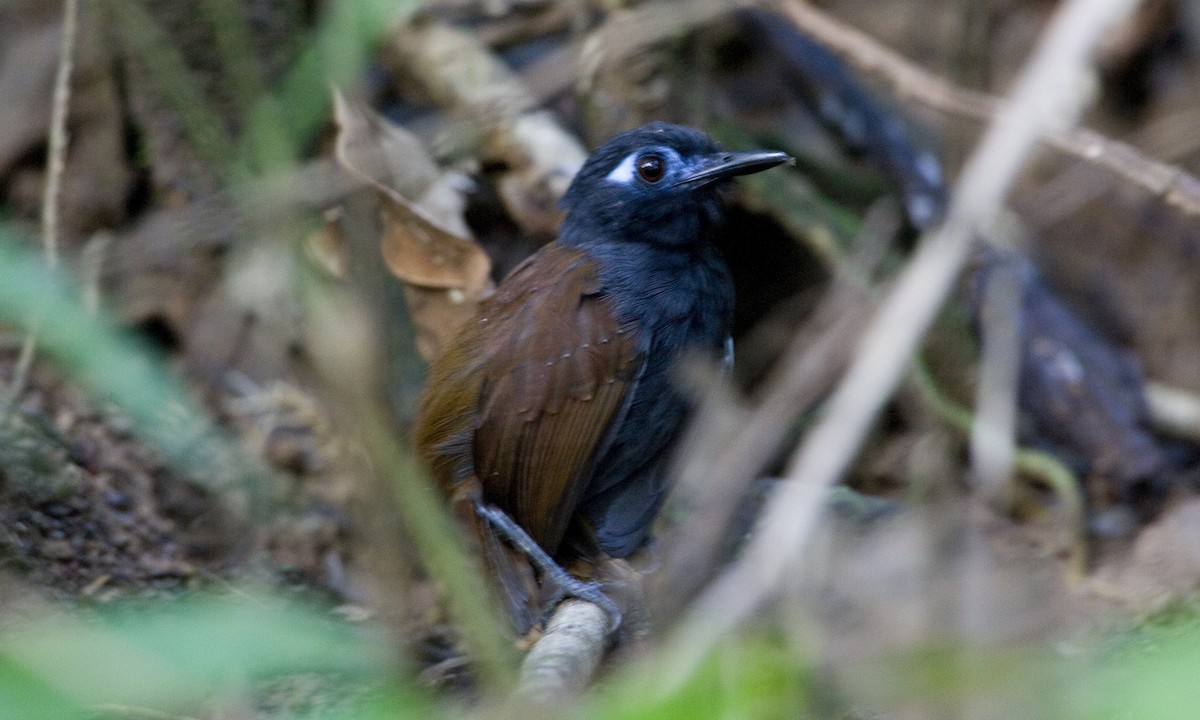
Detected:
left=449, top=482, right=542, bottom=636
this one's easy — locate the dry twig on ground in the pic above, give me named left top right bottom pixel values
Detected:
left=766, top=0, right=1200, bottom=217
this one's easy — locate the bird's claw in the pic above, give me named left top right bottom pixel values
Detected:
left=475, top=500, right=623, bottom=633
left=543, top=576, right=623, bottom=634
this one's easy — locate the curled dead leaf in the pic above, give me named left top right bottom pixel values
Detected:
left=332, top=89, right=439, bottom=199
left=332, top=89, right=494, bottom=361
left=378, top=199, right=491, bottom=294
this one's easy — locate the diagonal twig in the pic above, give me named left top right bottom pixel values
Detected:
left=6, top=0, right=79, bottom=408
left=654, top=0, right=1143, bottom=688
left=767, top=0, right=1200, bottom=217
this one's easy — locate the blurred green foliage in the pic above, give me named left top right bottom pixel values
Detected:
left=588, top=631, right=811, bottom=720
left=1078, top=605, right=1200, bottom=720
left=108, top=0, right=415, bottom=180
left=0, top=229, right=249, bottom=492
left=0, top=592, right=413, bottom=720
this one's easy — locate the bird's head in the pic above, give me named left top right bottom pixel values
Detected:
left=559, top=122, right=791, bottom=248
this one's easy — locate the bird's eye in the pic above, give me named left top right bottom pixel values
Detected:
left=636, top=154, right=666, bottom=183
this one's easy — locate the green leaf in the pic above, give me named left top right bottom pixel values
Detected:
left=590, top=631, right=810, bottom=720
left=0, top=593, right=393, bottom=718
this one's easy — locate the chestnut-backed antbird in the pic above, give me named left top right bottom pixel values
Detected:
left=414, top=122, right=790, bottom=633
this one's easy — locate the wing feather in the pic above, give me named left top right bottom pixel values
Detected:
left=472, top=245, right=642, bottom=555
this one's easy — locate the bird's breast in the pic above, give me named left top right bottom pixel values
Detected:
left=596, top=242, right=734, bottom=349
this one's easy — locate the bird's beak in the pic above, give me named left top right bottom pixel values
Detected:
left=679, top=150, right=793, bottom=187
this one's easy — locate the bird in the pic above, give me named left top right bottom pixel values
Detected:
left=413, top=122, right=791, bottom=634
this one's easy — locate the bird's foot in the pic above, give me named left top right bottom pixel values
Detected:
left=475, top=500, right=622, bottom=633
left=540, top=574, right=623, bottom=633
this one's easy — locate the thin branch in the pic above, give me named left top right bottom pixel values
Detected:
left=6, top=0, right=78, bottom=406
left=655, top=0, right=1142, bottom=688
left=969, top=256, right=1021, bottom=507
left=42, top=0, right=76, bottom=273
left=767, top=0, right=1200, bottom=217
left=1145, top=381, right=1200, bottom=444
left=515, top=600, right=610, bottom=701
left=1020, top=108, right=1200, bottom=227
left=909, top=357, right=1087, bottom=583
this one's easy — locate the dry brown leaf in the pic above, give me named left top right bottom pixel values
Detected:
left=331, top=90, right=440, bottom=200
left=487, top=111, right=583, bottom=238
left=379, top=21, right=585, bottom=239
left=332, top=90, right=493, bottom=360
left=376, top=200, right=490, bottom=294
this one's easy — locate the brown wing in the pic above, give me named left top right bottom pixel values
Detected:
left=469, top=245, right=642, bottom=556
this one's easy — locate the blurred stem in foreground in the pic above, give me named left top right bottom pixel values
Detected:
left=909, top=355, right=1086, bottom=582
left=304, top=277, right=520, bottom=692
left=0, top=229, right=266, bottom=509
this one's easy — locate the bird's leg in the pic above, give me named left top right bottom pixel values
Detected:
left=473, top=500, right=622, bottom=632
